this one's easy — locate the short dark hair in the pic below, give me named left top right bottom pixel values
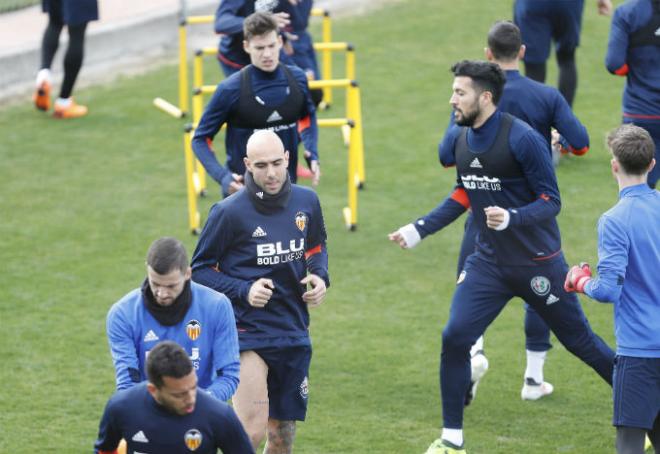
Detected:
left=146, top=237, right=188, bottom=274
left=451, top=60, right=506, bottom=105
left=488, top=20, right=522, bottom=62
left=607, top=124, right=655, bottom=175
left=146, top=341, right=193, bottom=388
left=243, top=11, right=278, bottom=42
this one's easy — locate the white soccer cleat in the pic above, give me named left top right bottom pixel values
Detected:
left=465, top=351, right=489, bottom=406
left=521, top=377, right=554, bottom=401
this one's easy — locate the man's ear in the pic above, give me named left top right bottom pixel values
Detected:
left=518, top=44, right=526, bottom=60
left=243, top=39, right=249, bottom=54
left=147, top=382, right=157, bottom=398
left=485, top=47, right=494, bottom=61
left=244, top=156, right=251, bottom=171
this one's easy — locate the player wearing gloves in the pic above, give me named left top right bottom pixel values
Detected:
left=565, top=124, right=660, bottom=454
left=106, top=237, right=240, bottom=403
left=390, top=60, right=614, bottom=454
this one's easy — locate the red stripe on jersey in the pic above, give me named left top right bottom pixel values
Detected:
left=98, top=450, right=118, bottom=454
left=217, top=52, right=244, bottom=69
left=532, top=249, right=561, bottom=261
left=305, top=244, right=322, bottom=259
left=205, top=137, right=217, bottom=155
left=450, top=188, right=470, bottom=209
left=623, top=112, right=660, bottom=120
left=614, top=64, right=629, bottom=76
left=298, top=116, right=311, bottom=134
left=539, top=193, right=550, bottom=201
left=570, top=146, right=589, bottom=156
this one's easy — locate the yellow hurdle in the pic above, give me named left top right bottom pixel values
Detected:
left=311, top=8, right=333, bottom=105
left=183, top=125, right=201, bottom=234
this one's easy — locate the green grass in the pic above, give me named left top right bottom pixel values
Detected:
left=0, top=0, right=628, bottom=452
left=0, top=0, right=39, bottom=13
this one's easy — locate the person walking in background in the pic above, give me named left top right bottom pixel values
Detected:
left=605, top=0, right=660, bottom=189
left=94, top=341, right=254, bottom=454
left=565, top=124, right=659, bottom=454
left=33, top=0, right=97, bottom=118
left=191, top=130, right=329, bottom=453
left=514, top=0, right=612, bottom=107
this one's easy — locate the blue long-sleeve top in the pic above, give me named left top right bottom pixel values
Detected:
left=417, top=69, right=589, bottom=239
left=214, top=0, right=257, bottom=68
left=94, top=383, right=254, bottom=454
left=192, top=64, right=318, bottom=194
left=191, top=185, right=329, bottom=350
left=106, top=282, right=240, bottom=402
left=422, top=111, right=561, bottom=265
left=605, top=0, right=660, bottom=119
left=584, top=184, right=660, bottom=357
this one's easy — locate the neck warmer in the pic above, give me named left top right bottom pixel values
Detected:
left=244, top=170, right=292, bottom=214
left=141, top=278, right=192, bottom=326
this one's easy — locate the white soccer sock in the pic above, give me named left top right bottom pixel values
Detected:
left=470, top=335, right=485, bottom=357
left=55, top=97, right=72, bottom=108
left=524, top=349, right=547, bottom=383
left=36, top=68, right=51, bottom=87
left=441, top=428, right=464, bottom=447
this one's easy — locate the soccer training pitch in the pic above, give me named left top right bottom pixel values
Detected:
left=0, top=0, right=627, bottom=452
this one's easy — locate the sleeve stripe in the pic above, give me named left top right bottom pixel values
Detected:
left=298, top=116, right=311, bottom=133
left=450, top=188, right=470, bottom=209
left=570, top=146, right=589, bottom=156
left=539, top=193, right=550, bottom=201
left=305, top=244, right=322, bottom=259
left=614, top=63, right=629, bottom=76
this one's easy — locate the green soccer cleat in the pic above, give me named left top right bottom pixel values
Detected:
left=645, top=435, right=652, bottom=451
left=424, top=438, right=466, bottom=454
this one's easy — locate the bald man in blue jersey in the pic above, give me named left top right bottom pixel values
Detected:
left=605, top=0, right=660, bottom=189
left=191, top=130, right=329, bottom=453
left=390, top=61, right=614, bottom=454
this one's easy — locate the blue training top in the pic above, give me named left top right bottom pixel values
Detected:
left=94, top=382, right=254, bottom=454
left=584, top=184, right=660, bottom=358
left=191, top=185, right=329, bottom=350
left=606, top=0, right=660, bottom=120
left=192, top=64, right=318, bottom=194
left=106, top=281, right=240, bottom=402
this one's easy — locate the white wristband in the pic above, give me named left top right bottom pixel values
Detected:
left=399, top=223, right=422, bottom=248
left=493, top=209, right=511, bottom=231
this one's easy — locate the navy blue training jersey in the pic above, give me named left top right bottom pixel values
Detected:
left=94, top=383, right=254, bottom=454
left=192, top=64, right=318, bottom=194
left=606, top=0, right=660, bottom=119
left=191, top=185, right=329, bottom=350
left=440, top=111, right=562, bottom=266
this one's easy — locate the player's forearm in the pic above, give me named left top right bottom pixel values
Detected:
left=214, top=0, right=245, bottom=34
left=584, top=275, right=621, bottom=303
left=191, top=137, right=229, bottom=184
left=192, top=267, right=252, bottom=303
left=507, top=195, right=560, bottom=227
left=416, top=192, right=468, bottom=238
left=299, top=114, right=318, bottom=161
left=605, top=20, right=629, bottom=75
left=208, top=367, right=240, bottom=402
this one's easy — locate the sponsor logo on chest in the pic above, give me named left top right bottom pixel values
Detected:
left=256, top=238, right=305, bottom=265
left=461, top=174, right=502, bottom=191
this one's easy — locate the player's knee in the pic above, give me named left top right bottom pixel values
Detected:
left=556, top=48, right=576, bottom=65
left=441, top=323, right=474, bottom=353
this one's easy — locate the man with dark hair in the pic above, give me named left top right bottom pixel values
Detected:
left=106, top=237, right=240, bottom=403
left=391, top=21, right=592, bottom=407
left=191, top=130, right=329, bottom=453
left=194, top=10, right=321, bottom=197
left=566, top=124, right=659, bottom=454
left=605, top=0, right=660, bottom=189
left=94, top=341, right=254, bottom=454
left=388, top=60, right=614, bottom=454
left=514, top=0, right=612, bottom=106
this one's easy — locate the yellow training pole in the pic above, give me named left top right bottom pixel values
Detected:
left=186, top=14, right=214, bottom=24
left=178, top=21, right=189, bottom=115
left=349, top=82, right=365, bottom=187
left=183, top=125, right=201, bottom=234
left=310, top=8, right=333, bottom=106
left=153, top=97, right=185, bottom=118
left=346, top=44, right=356, bottom=81
left=192, top=83, right=207, bottom=196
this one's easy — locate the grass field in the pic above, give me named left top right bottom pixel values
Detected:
left=0, top=0, right=631, bottom=452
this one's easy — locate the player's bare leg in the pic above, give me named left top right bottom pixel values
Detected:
left=232, top=351, right=269, bottom=448
left=264, top=419, right=296, bottom=454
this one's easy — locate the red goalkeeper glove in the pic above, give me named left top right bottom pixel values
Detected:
left=564, top=262, right=592, bottom=293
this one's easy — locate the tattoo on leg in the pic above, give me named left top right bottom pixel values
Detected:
left=264, top=420, right=296, bottom=454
